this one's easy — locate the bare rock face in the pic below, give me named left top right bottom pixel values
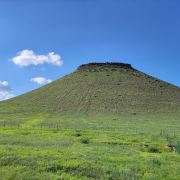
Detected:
left=77, top=62, right=134, bottom=72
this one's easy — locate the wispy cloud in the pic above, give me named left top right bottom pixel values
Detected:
left=0, top=81, right=15, bottom=101
left=12, top=49, right=63, bottom=67
left=31, top=77, right=52, bottom=86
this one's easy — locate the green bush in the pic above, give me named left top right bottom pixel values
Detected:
left=175, top=142, right=180, bottom=154
left=80, top=137, right=90, bottom=144
left=73, top=132, right=81, bottom=137
left=148, top=146, right=160, bottom=153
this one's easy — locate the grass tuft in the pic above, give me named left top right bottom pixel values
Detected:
left=147, top=146, right=160, bottom=153
left=80, top=137, right=90, bottom=144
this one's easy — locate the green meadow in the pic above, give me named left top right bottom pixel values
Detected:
left=0, top=113, right=179, bottom=180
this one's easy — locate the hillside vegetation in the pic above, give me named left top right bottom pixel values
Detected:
left=0, top=63, right=180, bottom=115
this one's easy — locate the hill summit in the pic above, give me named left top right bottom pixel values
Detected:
left=0, top=62, right=180, bottom=115
left=77, top=62, right=134, bottom=71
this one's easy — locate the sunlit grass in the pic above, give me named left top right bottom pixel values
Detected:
left=0, top=113, right=179, bottom=179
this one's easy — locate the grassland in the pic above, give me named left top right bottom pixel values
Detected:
left=0, top=63, right=179, bottom=179
left=0, top=112, right=179, bottom=179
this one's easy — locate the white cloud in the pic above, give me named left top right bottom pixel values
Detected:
left=0, top=81, right=15, bottom=101
left=31, top=77, right=52, bottom=86
left=12, top=49, right=63, bottom=67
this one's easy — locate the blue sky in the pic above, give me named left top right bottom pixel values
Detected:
left=0, top=0, right=180, bottom=100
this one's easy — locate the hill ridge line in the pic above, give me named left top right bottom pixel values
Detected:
left=77, top=62, right=134, bottom=71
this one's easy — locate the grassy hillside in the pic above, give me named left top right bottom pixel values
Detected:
left=0, top=63, right=180, bottom=179
left=0, top=63, right=180, bottom=116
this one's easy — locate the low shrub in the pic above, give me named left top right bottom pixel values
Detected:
left=175, top=142, right=180, bottom=154
left=148, top=146, right=160, bottom=153
left=80, top=137, right=90, bottom=144
left=73, top=132, right=81, bottom=137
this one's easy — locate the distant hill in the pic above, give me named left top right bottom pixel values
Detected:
left=0, top=62, right=180, bottom=115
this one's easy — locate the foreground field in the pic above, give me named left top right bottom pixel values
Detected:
left=0, top=113, right=179, bottom=179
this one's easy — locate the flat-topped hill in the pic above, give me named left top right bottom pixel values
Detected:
left=0, top=62, right=180, bottom=115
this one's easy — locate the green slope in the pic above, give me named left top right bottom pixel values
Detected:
left=0, top=62, right=180, bottom=115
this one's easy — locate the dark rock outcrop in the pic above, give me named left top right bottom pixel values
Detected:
left=77, top=62, right=134, bottom=72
